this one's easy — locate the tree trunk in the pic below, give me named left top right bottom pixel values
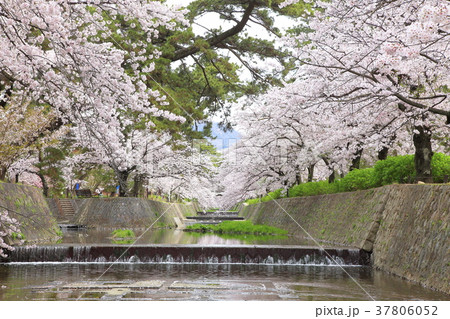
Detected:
left=377, top=146, right=389, bottom=161
left=322, top=157, right=336, bottom=183
left=349, top=149, right=363, bottom=171
left=131, top=174, right=144, bottom=197
left=37, top=148, right=49, bottom=197
left=37, top=172, right=49, bottom=197
left=307, top=164, right=315, bottom=182
left=413, top=125, right=433, bottom=183
left=0, top=166, right=7, bottom=181
left=328, top=171, right=336, bottom=183
left=116, top=170, right=130, bottom=197
left=295, top=173, right=302, bottom=185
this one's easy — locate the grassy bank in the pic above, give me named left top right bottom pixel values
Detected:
left=185, top=220, right=288, bottom=236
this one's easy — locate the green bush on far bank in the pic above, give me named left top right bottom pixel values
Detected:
left=245, top=153, right=450, bottom=204
left=431, top=152, right=450, bottom=183
left=246, top=189, right=283, bottom=205
left=372, top=155, right=415, bottom=186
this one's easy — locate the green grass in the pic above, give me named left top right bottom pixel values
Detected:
left=111, top=229, right=136, bottom=238
left=11, top=232, right=25, bottom=240
left=185, top=220, right=288, bottom=236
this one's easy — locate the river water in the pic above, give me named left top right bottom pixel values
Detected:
left=0, top=229, right=448, bottom=301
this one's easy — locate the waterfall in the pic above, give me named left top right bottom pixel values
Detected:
left=2, top=245, right=370, bottom=266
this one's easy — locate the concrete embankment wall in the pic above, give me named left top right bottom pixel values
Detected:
left=0, top=183, right=60, bottom=244
left=71, top=198, right=197, bottom=229
left=239, top=185, right=449, bottom=294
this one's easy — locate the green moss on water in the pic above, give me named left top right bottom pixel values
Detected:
left=111, top=229, right=136, bottom=238
left=185, top=220, right=288, bottom=236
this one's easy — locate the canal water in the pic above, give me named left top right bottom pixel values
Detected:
left=0, top=229, right=448, bottom=301
left=58, top=228, right=318, bottom=246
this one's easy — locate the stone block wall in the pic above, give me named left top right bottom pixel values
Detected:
left=240, top=187, right=391, bottom=249
left=239, top=185, right=449, bottom=294
left=71, top=198, right=197, bottom=229
left=0, top=182, right=60, bottom=244
left=372, top=185, right=449, bottom=294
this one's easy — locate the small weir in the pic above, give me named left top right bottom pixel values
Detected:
left=197, top=211, right=240, bottom=216
left=186, top=211, right=244, bottom=225
left=186, top=216, right=245, bottom=221
left=1, top=244, right=370, bottom=266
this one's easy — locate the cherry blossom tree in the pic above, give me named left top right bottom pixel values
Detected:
left=0, top=0, right=186, bottom=174
left=0, top=101, right=59, bottom=180
left=146, top=141, right=217, bottom=207
left=0, top=0, right=186, bottom=122
left=217, top=0, right=449, bottom=206
left=0, top=1, right=197, bottom=195
left=280, top=0, right=449, bottom=181
left=0, top=210, right=22, bottom=258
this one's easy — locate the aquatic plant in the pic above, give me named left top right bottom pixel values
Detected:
left=185, top=221, right=288, bottom=236
left=111, top=229, right=136, bottom=239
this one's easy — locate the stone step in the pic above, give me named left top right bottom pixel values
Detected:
left=56, top=199, right=76, bottom=219
left=186, top=216, right=245, bottom=221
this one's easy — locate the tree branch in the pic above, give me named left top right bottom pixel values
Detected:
left=169, top=0, right=256, bottom=61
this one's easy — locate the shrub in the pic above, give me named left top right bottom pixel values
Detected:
left=372, top=155, right=415, bottom=186
left=372, top=153, right=450, bottom=185
left=245, top=189, right=283, bottom=204
left=431, top=152, right=450, bottom=183
left=338, top=168, right=376, bottom=192
left=262, top=189, right=282, bottom=202
left=246, top=198, right=260, bottom=205
left=246, top=153, right=450, bottom=203
left=288, top=180, right=338, bottom=197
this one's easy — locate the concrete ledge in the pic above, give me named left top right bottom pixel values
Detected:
left=2, top=244, right=370, bottom=265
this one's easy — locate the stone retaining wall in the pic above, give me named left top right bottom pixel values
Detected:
left=71, top=198, right=197, bottom=229
left=239, top=185, right=449, bottom=294
left=0, top=183, right=60, bottom=244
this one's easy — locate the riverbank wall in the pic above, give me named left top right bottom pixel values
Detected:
left=66, top=198, right=197, bottom=229
left=0, top=182, right=60, bottom=244
left=239, top=184, right=449, bottom=294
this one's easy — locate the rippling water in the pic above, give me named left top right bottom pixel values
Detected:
left=0, top=229, right=447, bottom=301
left=0, top=263, right=448, bottom=301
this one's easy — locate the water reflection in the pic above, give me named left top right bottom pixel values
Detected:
left=59, top=228, right=321, bottom=246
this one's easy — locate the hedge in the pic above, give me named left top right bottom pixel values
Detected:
left=245, top=153, right=449, bottom=204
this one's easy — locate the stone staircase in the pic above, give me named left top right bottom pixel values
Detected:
left=56, top=198, right=76, bottom=222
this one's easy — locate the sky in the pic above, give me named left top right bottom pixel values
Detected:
left=196, top=122, right=241, bottom=150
